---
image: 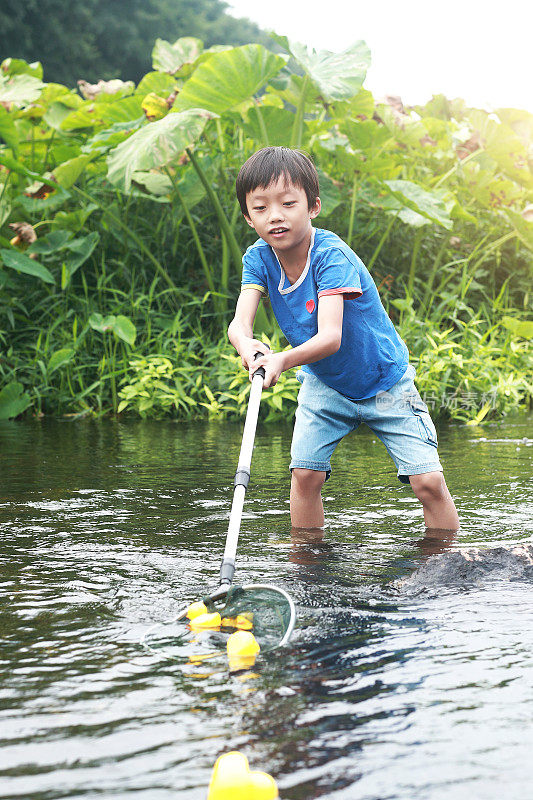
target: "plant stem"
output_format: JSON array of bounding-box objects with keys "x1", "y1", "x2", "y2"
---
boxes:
[
  {"x1": 407, "y1": 227, "x2": 424, "y2": 295},
  {"x1": 176, "y1": 187, "x2": 215, "y2": 294},
  {"x1": 367, "y1": 213, "x2": 397, "y2": 271},
  {"x1": 254, "y1": 100, "x2": 269, "y2": 146},
  {"x1": 186, "y1": 147, "x2": 243, "y2": 274},
  {"x1": 431, "y1": 148, "x2": 485, "y2": 189},
  {"x1": 71, "y1": 185, "x2": 179, "y2": 301},
  {"x1": 290, "y1": 74, "x2": 309, "y2": 148},
  {"x1": 347, "y1": 174, "x2": 357, "y2": 245}
]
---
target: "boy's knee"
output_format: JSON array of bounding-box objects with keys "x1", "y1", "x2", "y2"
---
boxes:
[
  {"x1": 291, "y1": 468, "x2": 326, "y2": 493},
  {"x1": 409, "y1": 472, "x2": 446, "y2": 503}
]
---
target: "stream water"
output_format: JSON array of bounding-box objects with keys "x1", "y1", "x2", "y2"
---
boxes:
[{"x1": 0, "y1": 413, "x2": 532, "y2": 799}]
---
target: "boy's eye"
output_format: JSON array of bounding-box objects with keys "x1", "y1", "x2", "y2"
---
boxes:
[
  {"x1": 283, "y1": 201, "x2": 296, "y2": 206},
  {"x1": 253, "y1": 206, "x2": 265, "y2": 211}
]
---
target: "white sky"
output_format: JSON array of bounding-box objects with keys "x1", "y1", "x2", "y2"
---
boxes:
[{"x1": 226, "y1": 0, "x2": 532, "y2": 113}]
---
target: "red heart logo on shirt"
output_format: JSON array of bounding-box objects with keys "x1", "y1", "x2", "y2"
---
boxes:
[{"x1": 306, "y1": 299, "x2": 315, "y2": 314}]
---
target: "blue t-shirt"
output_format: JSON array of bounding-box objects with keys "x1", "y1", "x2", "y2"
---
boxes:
[{"x1": 241, "y1": 227, "x2": 409, "y2": 400}]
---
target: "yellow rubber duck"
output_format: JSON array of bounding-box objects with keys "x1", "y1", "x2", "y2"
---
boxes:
[
  {"x1": 227, "y1": 630, "x2": 260, "y2": 672},
  {"x1": 208, "y1": 751, "x2": 278, "y2": 799},
  {"x1": 189, "y1": 611, "x2": 221, "y2": 631}
]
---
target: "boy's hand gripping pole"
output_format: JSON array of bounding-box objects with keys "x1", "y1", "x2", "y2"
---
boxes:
[{"x1": 219, "y1": 353, "x2": 265, "y2": 588}]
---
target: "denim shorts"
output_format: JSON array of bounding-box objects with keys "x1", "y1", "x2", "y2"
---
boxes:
[{"x1": 290, "y1": 364, "x2": 443, "y2": 484}]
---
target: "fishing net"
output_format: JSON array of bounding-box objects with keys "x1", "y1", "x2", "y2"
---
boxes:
[{"x1": 141, "y1": 583, "x2": 296, "y2": 666}]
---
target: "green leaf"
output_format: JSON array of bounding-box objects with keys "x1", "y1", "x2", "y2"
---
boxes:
[
  {"x1": 141, "y1": 92, "x2": 170, "y2": 120},
  {"x1": 317, "y1": 170, "x2": 341, "y2": 217},
  {"x1": 501, "y1": 316, "x2": 533, "y2": 339},
  {"x1": 60, "y1": 96, "x2": 143, "y2": 132},
  {"x1": 175, "y1": 45, "x2": 288, "y2": 114},
  {"x1": 135, "y1": 71, "x2": 178, "y2": 97},
  {"x1": 0, "y1": 249, "x2": 54, "y2": 283},
  {"x1": 107, "y1": 108, "x2": 214, "y2": 191},
  {"x1": 152, "y1": 37, "x2": 204, "y2": 74},
  {"x1": 242, "y1": 104, "x2": 296, "y2": 146},
  {"x1": 505, "y1": 209, "x2": 533, "y2": 251},
  {"x1": 132, "y1": 171, "x2": 173, "y2": 195},
  {"x1": 83, "y1": 118, "x2": 144, "y2": 154},
  {"x1": 47, "y1": 348, "x2": 75, "y2": 374},
  {"x1": 64, "y1": 231, "x2": 100, "y2": 275},
  {"x1": 0, "y1": 381, "x2": 31, "y2": 420},
  {"x1": 89, "y1": 312, "x2": 116, "y2": 333},
  {"x1": 52, "y1": 155, "x2": 92, "y2": 188},
  {"x1": 382, "y1": 180, "x2": 453, "y2": 230},
  {"x1": 0, "y1": 105, "x2": 18, "y2": 154},
  {"x1": 1, "y1": 58, "x2": 43, "y2": 79},
  {"x1": 27, "y1": 230, "x2": 73, "y2": 254},
  {"x1": 273, "y1": 36, "x2": 370, "y2": 102},
  {"x1": 0, "y1": 73, "x2": 44, "y2": 105},
  {"x1": 53, "y1": 203, "x2": 97, "y2": 234},
  {"x1": 113, "y1": 316, "x2": 137, "y2": 346}
]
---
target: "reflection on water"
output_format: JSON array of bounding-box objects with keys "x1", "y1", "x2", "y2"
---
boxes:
[{"x1": 0, "y1": 414, "x2": 532, "y2": 799}]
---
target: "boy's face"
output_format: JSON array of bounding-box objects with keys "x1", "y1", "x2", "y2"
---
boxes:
[{"x1": 244, "y1": 177, "x2": 321, "y2": 252}]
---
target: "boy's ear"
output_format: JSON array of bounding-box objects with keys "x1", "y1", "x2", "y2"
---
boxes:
[
  {"x1": 244, "y1": 214, "x2": 255, "y2": 228},
  {"x1": 310, "y1": 197, "x2": 321, "y2": 219}
]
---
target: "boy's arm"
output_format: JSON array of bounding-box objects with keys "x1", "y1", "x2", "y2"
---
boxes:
[
  {"x1": 252, "y1": 294, "x2": 344, "y2": 387},
  {"x1": 228, "y1": 288, "x2": 271, "y2": 369}
]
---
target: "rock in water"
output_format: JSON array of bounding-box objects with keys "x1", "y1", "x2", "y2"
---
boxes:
[{"x1": 397, "y1": 543, "x2": 533, "y2": 593}]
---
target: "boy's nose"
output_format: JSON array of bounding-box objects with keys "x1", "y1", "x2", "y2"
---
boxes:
[{"x1": 269, "y1": 207, "x2": 284, "y2": 223}]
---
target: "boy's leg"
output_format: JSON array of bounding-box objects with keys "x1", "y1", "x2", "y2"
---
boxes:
[
  {"x1": 408, "y1": 472, "x2": 460, "y2": 530},
  {"x1": 289, "y1": 372, "x2": 359, "y2": 528},
  {"x1": 360, "y1": 365, "x2": 460, "y2": 531},
  {"x1": 290, "y1": 468, "x2": 326, "y2": 527}
]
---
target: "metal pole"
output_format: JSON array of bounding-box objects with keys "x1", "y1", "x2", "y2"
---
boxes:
[{"x1": 219, "y1": 357, "x2": 265, "y2": 586}]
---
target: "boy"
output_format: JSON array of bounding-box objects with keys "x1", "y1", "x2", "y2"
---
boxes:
[{"x1": 228, "y1": 147, "x2": 459, "y2": 531}]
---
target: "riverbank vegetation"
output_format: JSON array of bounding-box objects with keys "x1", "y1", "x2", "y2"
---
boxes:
[{"x1": 0, "y1": 36, "x2": 531, "y2": 423}]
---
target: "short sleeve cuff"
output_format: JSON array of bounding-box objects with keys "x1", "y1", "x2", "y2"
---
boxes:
[
  {"x1": 241, "y1": 283, "x2": 268, "y2": 296},
  {"x1": 318, "y1": 287, "x2": 363, "y2": 300}
]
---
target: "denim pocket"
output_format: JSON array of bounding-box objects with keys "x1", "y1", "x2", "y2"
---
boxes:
[{"x1": 408, "y1": 396, "x2": 438, "y2": 446}]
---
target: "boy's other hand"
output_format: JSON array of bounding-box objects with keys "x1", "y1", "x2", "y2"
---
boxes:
[
  {"x1": 240, "y1": 339, "x2": 271, "y2": 370},
  {"x1": 250, "y1": 351, "x2": 286, "y2": 388}
]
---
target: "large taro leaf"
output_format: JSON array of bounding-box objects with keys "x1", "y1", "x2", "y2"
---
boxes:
[
  {"x1": 0, "y1": 73, "x2": 44, "y2": 106},
  {"x1": 0, "y1": 381, "x2": 31, "y2": 420},
  {"x1": 60, "y1": 96, "x2": 144, "y2": 132},
  {"x1": 272, "y1": 35, "x2": 370, "y2": 102},
  {"x1": 175, "y1": 45, "x2": 288, "y2": 115},
  {"x1": 495, "y1": 108, "x2": 533, "y2": 147},
  {"x1": 382, "y1": 180, "x2": 453, "y2": 230},
  {"x1": 0, "y1": 249, "x2": 54, "y2": 283},
  {"x1": 83, "y1": 118, "x2": 145, "y2": 155},
  {"x1": 52, "y1": 155, "x2": 92, "y2": 188},
  {"x1": 1, "y1": 58, "x2": 43, "y2": 79},
  {"x1": 317, "y1": 171, "x2": 341, "y2": 217},
  {"x1": 505, "y1": 209, "x2": 533, "y2": 251},
  {"x1": 0, "y1": 105, "x2": 19, "y2": 154},
  {"x1": 152, "y1": 37, "x2": 204, "y2": 74},
  {"x1": 106, "y1": 108, "x2": 214, "y2": 192},
  {"x1": 241, "y1": 104, "x2": 296, "y2": 146},
  {"x1": 135, "y1": 71, "x2": 178, "y2": 97}
]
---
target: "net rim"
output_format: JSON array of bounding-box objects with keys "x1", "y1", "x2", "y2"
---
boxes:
[{"x1": 141, "y1": 583, "x2": 296, "y2": 650}]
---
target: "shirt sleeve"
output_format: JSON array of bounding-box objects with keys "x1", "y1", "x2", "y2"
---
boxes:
[
  {"x1": 316, "y1": 248, "x2": 363, "y2": 300},
  {"x1": 241, "y1": 251, "x2": 267, "y2": 295}
]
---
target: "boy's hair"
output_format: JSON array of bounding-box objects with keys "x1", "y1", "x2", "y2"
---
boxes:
[{"x1": 236, "y1": 146, "x2": 319, "y2": 217}]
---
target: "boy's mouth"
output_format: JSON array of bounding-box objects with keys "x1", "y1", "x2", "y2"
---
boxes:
[{"x1": 269, "y1": 227, "x2": 289, "y2": 236}]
